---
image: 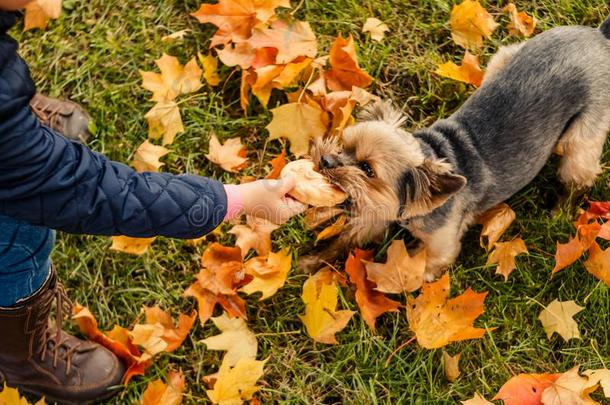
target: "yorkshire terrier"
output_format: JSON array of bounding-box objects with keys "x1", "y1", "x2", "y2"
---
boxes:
[{"x1": 301, "y1": 18, "x2": 610, "y2": 280}]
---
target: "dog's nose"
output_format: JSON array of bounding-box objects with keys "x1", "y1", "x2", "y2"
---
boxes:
[{"x1": 320, "y1": 154, "x2": 339, "y2": 169}]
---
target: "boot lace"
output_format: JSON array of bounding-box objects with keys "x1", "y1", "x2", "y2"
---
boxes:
[{"x1": 30, "y1": 98, "x2": 64, "y2": 129}]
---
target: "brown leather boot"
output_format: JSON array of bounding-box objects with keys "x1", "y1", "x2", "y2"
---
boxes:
[
  {"x1": 0, "y1": 266, "x2": 124, "y2": 404},
  {"x1": 30, "y1": 94, "x2": 91, "y2": 144}
]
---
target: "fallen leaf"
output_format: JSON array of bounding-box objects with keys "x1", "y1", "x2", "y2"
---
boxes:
[
  {"x1": 0, "y1": 383, "x2": 46, "y2": 405},
  {"x1": 478, "y1": 203, "x2": 516, "y2": 250},
  {"x1": 145, "y1": 101, "x2": 184, "y2": 145},
  {"x1": 141, "y1": 370, "x2": 185, "y2": 405},
  {"x1": 229, "y1": 216, "x2": 279, "y2": 257},
  {"x1": 325, "y1": 35, "x2": 373, "y2": 91},
  {"x1": 553, "y1": 211, "x2": 603, "y2": 274},
  {"x1": 365, "y1": 240, "x2": 426, "y2": 294},
  {"x1": 241, "y1": 249, "x2": 291, "y2": 300},
  {"x1": 217, "y1": 42, "x2": 256, "y2": 69},
  {"x1": 199, "y1": 53, "x2": 221, "y2": 86},
  {"x1": 24, "y1": 0, "x2": 62, "y2": 31},
  {"x1": 538, "y1": 299, "x2": 583, "y2": 342},
  {"x1": 583, "y1": 241, "x2": 610, "y2": 286},
  {"x1": 583, "y1": 368, "x2": 610, "y2": 398},
  {"x1": 322, "y1": 90, "x2": 357, "y2": 135},
  {"x1": 344, "y1": 249, "x2": 400, "y2": 330},
  {"x1": 266, "y1": 102, "x2": 328, "y2": 156},
  {"x1": 205, "y1": 134, "x2": 248, "y2": 173},
  {"x1": 300, "y1": 269, "x2": 354, "y2": 344},
  {"x1": 304, "y1": 206, "x2": 343, "y2": 229},
  {"x1": 541, "y1": 367, "x2": 596, "y2": 405},
  {"x1": 140, "y1": 54, "x2": 202, "y2": 103},
  {"x1": 316, "y1": 215, "x2": 347, "y2": 242},
  {"x1": 110, "y1": 236, "x2": 156, "y2": 255},
  {"x1": 362, "y1": 17, "x2": 390, "y2": 42},
  {"x1": 493, "y1": 373, "x2": 561, "y2": 405},
  {"x1": 406, "y1": 273, "x2": 489, "y2": 349},
  {"x1": 241, "y1": 69, "x2": 256, "y2": 110},
  {"x1": 133, "y1": 140, "x2": 170, "y2": 173},
  {"x1": 504, "y1": 3, "x2": 537, "y2": 37},
  {"x1": 246, "y1": 20, "x2": 317, "y2": 64},
  {"x1": 265, "y1": 149, "x2": 286, "y2": 179},
  {"x1": 206, "y1": 358, "x2": 266, "y2": 405},
  {"x1": 443, "y1": 351, "x2": 461, "y2": 382},
  {"x1": 461, "y1": 393, "x2": 494, "y2": 405},
  {"x1": 143, "y1": 306, "x2": 197, "y2": 352},
  {"x1": 201, "y1": 313, "x2": 257, "y2": 367},
  {"x1": 280, "y1": 159, "x2": 347, "y2": 206},
  {"x1": 184, "y1": 283, "x2": 248, "y2": 327},
  {"x1": 449, "y1": 0, "x2": 498, "y2": 49},
  {"x1": 486, "y1": 237, "x2": 528, "y2": 281},
  {"x1": 435, "y1": 51, "x2": 484, "y2": 87},
  {"x1": 130, "y1": 323, "x2": 168, "y2": 356},
  {"x1": 162, "y1": 30, "x2": 189, "y2": 42}
]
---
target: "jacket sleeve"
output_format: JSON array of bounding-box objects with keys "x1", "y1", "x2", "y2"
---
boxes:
[{"x1": 0, "y1": 46, "x2": 227, "y2": 239}]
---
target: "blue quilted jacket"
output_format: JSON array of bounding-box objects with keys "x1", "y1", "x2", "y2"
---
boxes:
[{"x1": 0, "y1": 12, "x2": 227, "y2": 238}]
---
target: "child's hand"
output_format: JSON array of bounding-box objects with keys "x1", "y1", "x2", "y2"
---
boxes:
[{"x1": 224, "y1": 177, "x2": 306, "y2": 224}]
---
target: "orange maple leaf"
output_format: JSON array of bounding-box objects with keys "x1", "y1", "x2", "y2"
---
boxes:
[
  {"x1": 246, "y1": 20, "x2": 317, "y2": 64},
  {"x1": 325, "y1": 35, "x2": 373, "y2": 92},
  {"x1": 142, "y1": 306, "x2": 197, "y2": 352},
  {"x1": 265, "y1": 149, "x2": 286, "y2": 179},
  {"x1": 477, "y1": 203, "x2": 516, "y2": 250},
  {"x1": 449, "y1": 0, "x2": 498, "y2": 50},
  {"x1": 141, "y1": 370, "x2": 186, "y2": 405},
  {"x1": 504, "y1": 3, "x2": 537, "y2": 37},
  {"x1": 486, "y1": 237, "x2": 528, "y2": 281},
  {"x1": 584, "y1": 241, "x2": 610, "y2": 286},
  {"x1": 435, "y1": 51, "x2": 485, "y2": 87},
  {"x1": 553, "y1": 211, "x2": 602, "y2": 274}
]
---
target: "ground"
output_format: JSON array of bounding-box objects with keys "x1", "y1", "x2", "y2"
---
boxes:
[{"x1": 15, "y1": 0, "x2": 610, "y2": 403}]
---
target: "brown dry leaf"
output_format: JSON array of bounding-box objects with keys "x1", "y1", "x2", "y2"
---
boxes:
[
  {"x1": 316, "y1": 215, "x2": 347, "y2": 242},
  {"x1": 406, "y1": 273, "x2": 490, "y2": 349},
  {"x1": 362, "y1": 17, "x2": 389, "y2": 42},
  {"x1": 140, "y1": 370, "x2": 185, "y2": 405},
  {"x1": 344, "y1": 249, "x2": 400, "y2": 331},
  {"x1": 486, "y1": 237, "x2": 528, "y2": 281},
  {"x1": 504, "y1": 3, "x2": 537, "y2": 37},
  {"x1": 541, "y1": 367, "x2": 597, "y2": 405},
  {"x1": 265, "y1": 149, "x2": 286, "y2": 179},
  {"x1": 162, "y1": 30, "x2": 189, "y2": 42},
  {"x1": 304, "y1": 206, "x2": 343, "y2": 229},
  {"x1": 538, "y1": 299, "x2": 583, "y2": 342},
  {"x1": 229, "y1": 216, "x2": 279, "y2": 257},
  {"x1": 206, "y1": 358, "x2": 266, "y2": 405},
  {"x1": 583, "y1": 241, "x2": 610, "y2": 286},
  {"x1": 322, "y1": 91, "x2": 357, "y2": 135},
  {"x1": 325, "y1": 35, "x2": 373, "y2": 91},
  {"x1": 493, "y1": 373, "x2": 561, "y2": 405},
  {"x1": 110, "y1": 236, "x2": 156, "y2": 255},
  {"x1": 435, "y1": 51, "x2": 484, "y2": 87},
  {"x1": 140, "y1": 54, "x2": 202, "y2": 102},
  {"x1": 24, "y1": 0, "x2": 62, "y2": 31},
  {"x1": 299, "y1": 269, "x2": 354, "y2": 344},
  {"x1": 145, "y1": 101, "x2": 184, "y2": 146},
  {"x1": 199, "y1": 53, "x2": 221, "y2": 86},
  {"x1": 449, "y1": 0, "x2": 498, "y2": 49},
  {"x1": 201, "y1": 313, "x2": 257, "y2": 367},
  {"x1": 266, "y1": 102, "x2": 328, "y2": 157},
  {"x1": 247, "y1": 20, "x2": 317, "y2": 64},
  {"x1": 280, "y1": 160, "x2": 347, "y2": 206},
  {"x1": 365, "y1": 240, "x2": 426, "y2": 294},
  {"x1": 478, "y1": 203, "x2": 516, "y2": 250},
  {"x1": 443, "y1": 351, "x2": 461, "y2": 382},
  {"x1": 133, "y1": 140, "x2": 170, "y2": 173},
  {"x1": 205, "y1": 134, "x2": 248, "y2": 173},
  {"x1": 461, "y1": 393, "x2": 494, "y2": 405},
  {"x1": 241, "y1": 249, "x2": 291, "y2": 300},
  {"x1": 142, "y1": 306, "x2": 197, "y2": 352},
  {"x1": 583, "y1": 368, "x2": 610, "y2": 398}
]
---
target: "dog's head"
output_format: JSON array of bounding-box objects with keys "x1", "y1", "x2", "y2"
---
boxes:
[{"x1": 310, "y1": 101, "x2": 466, "y2": 241}]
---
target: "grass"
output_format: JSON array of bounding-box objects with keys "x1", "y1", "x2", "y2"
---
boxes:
[{"x1": 15, "y1": 0, "x2": 610, "y2": 403}]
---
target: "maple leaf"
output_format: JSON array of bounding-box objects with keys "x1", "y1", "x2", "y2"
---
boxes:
[
  {"x1": 325, "y1": 35, "x2": 373, "y2": 92},
  {"x1": 504, "y1": 3, "x2": 537, "y2": 37},
  {"x1": 583, "y1": 368, "x2": 610, "y2": 398},
  {"x1": 486, "y1": 237, "x2": 528, "y2": 281},
  {"x1": 0, "y1": 383, "x2": 46, "y2": 405},
  {"x1": 205, "y1": 134, "x2": 248, "y2": 173},
  {"x1": 141, "y1": 370, "x2": 185, "y2": 405},
  {"x1": 538, "y1": 299, "x2": 583, "y2": 342},
  {"x1": 493, "y1": 373, "x2": 561, "y2": 405},
  {"x1": 241, "y1": 249, "x2": 291, "y2": 300},
  {"x1": 229, "y1": 216, "x2": 279, "y2": 257},
  {"x1": 266, "y1": 102, "x2": 328, "y2": 156},
  {"x1": 246, "y1": 20, "x2": 317, "y2": 64},
  {"x1": 133, "y1": 140, "x2": 169, "y2": 173},
  {"x1": 142, "y1": 306, "x2": 197, "y2": 352},
  {"x1": 478, "y1": 203, "x2": 516, "y2": 250},
  {"x1": 461, "y1": 393, "x2": 494, "y2": 405},
  {"x1": 250, "y1": 58, "x2": 312, "y2": 107},
  {"x1": 140, "y1": 54, "x2": 202, "y2": 103},
  {"x1": 406, "y1": 273, "x2": 490, "y2": 349},
  {"x1": 265, "y1": 149, "x2": 286, "y2": 179},
  {"x1": 316, "y1": 215, "x2": 346, "y2": 242},
  {"x1": 362, "y1": 17, "x2": 390, "y2": 42},
  {"x1": 541, "y1": 367, "x2": 597, "y2": 405},
  {"x1": 24, "y1": 0, "x2": 62, "y2": 31},
  {"x1": 583, "y1": 241, "x2": 610, "y2": 286},
  {"x1": 300, "y1": 269, "x2": 354, "y2": 344},
  {"x1": 110, "y1": 236, "x2": 156, "y2": 255},
  {"x1": 130, "y1": 323, "x2": 168, "y2": 356},
  {"x1": 145, "y1": 101, "x2": 184, "y2": 146},
  {"x1": 344, "y1": 249, "x2": 400, "y2": 330},
  {"x1": 365, "y1": 240, "x2": 426, "y2": 294},
  {"x1": 206, "y1": 358, "x2": 267, "y2": 405},
  {"x1": 280, "y1": 160, "x2": 347, "y2": 206},
  {"x1": 217, "y1": 42, "x2": 257, "y2": 69},
  {"x1": 304, "y1": 206, "x2": 343, "y2": 229},
  {"x1": 201, "y1": 313, "x2": 258, "y2": 367},
  {"x1": 443, "y1": 351, "x2": 461, "y2": 382},
  {"x1": 449, "y1": 0, "x2": 498, "y2": 49},
  {"x1": 321, "y1": 91, "x2": 357, "y2": 135},
  {"x1": 435, "y1": 51, "x2": 484, "y2": 87},
  {"x1": 199, "y1": 53, "x2": 221, "y2": 86}
]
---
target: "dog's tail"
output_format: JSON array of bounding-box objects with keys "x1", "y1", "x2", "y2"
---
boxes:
[{"x1": 601, "y1": 15, "x2": 610, "y2": 39}]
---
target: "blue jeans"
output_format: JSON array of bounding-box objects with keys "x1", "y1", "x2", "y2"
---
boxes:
[{"x1": 0, "y1": 214, "x2": 54, "y2": 307}]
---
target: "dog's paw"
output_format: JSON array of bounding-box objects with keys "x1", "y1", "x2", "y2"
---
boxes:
[{"x1": 297, "y1": 255, "x2": 323, "y2": 274}]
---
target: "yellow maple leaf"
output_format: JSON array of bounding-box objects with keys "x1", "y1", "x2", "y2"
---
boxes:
[
  {"x1": 365, "y1": 239, "x2": 426, "y2": 294},
  {"x1": 316, "y1": 215, "x2": 347, "y2": 242},
  {"x1": 461, "y1": 393, "x2": 494, "y2": 405},
  {"x1": 201, "y1": 313, "x2": 258, "y2": 367},
  {"x1": 362, "y1": 17, "x2": 389, "y2": 42},
  {"x1": 206, "y1": 358, "x2": 266, "y2": 405},
  {"x1": 449, "y1": 0, "x2": 498, "y2": 49},
  {"x1": 504, "y1": 3, "x2": 537, "y2": 37},
  {"x1": 435, "y1": 51, "x2": 485, "y2": 87},
  {"x1": 266, "y1": 102, "x2": 328, "y2": 157},
  {"x1": 132, "y1": 140, "x2": 169, "y2": 173},
  {"x1": 205, "y1": 134, "x2": 248, "y2": 173},
  {"x1": 140, "y1": 54, "x2": 202, "y2": 102},
  {"x1": 140, "y1": 370, "x2": 185, "y2": 405},
  {"x1": 199, "y1": 53, "x2": 221, "y2": 86},
  {"x1": 110, "y1": 236, "x2": 156, "y2": 255},
  {"x1": 144, "y1": 101, "x2": 184, "y2": 146},
  {"x1": 24, "y1": 0, "x2": 62, "y2": 31},
  {"x1": 247, "y1": 20, "x2": 317, "y2": 64},
  {"x1": 241, "y1": 249, "x2": 292, "y2": 300}
]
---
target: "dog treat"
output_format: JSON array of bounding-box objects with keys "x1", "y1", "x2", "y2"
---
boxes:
[{"x1": 280, "y1": 159, "x2": 347, "y2": 207}]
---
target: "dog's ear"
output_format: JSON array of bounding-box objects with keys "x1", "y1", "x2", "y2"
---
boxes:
[
  {"x1": 358, "y1": 100, "x2": 406, "y2": 128},
  {"x1": 399, "y1": 159, "x2": 467, "y2": 219}
]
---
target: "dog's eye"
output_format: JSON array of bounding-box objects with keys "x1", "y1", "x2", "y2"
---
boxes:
[{"x1": 358, "y1": 161, "x2": 375, "y2": 178}]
